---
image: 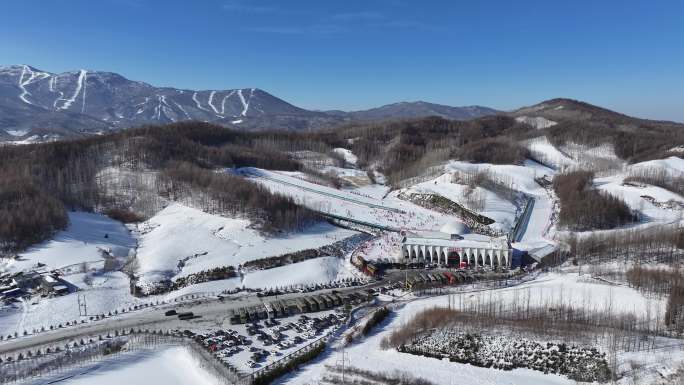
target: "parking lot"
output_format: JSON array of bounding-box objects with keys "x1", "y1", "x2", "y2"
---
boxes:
[{"x1": 177, "y1": 310, "x2": 346, "y2": 372}]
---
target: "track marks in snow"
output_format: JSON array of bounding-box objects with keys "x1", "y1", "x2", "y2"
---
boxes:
[
  {"x1": 17, "y1": 65, "x2": 50, "y2": 105},
  {"x1": 207, "y1": 91, "x2": 221, "y2": 115},
  {"x1": 135, "y1": 97, "x2": 150, "y2": 115},
  {"x1": 154, "y1": 95, "x2": 176, "y2": 121},
  {"x1": 192, "y1": 91, "x2": 210, "y2": 112},
  {"x1": 237, "y1": 89, "x2": 251, "y2": 116},
  {"x1": 173, "y1": 100, "x2": 191, "y2": 119},
  {"x1": 55, "y1": 69, "x2": 87, "y2": 110}
]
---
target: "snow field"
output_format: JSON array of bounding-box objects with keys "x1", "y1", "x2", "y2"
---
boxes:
[
  {"x1": 134, "y1": 203, "x2": 358, "y2": 286},
  {"x1": 19, "y1": 346, "x2": 221, "y2": 385},
  {"x1": 402, "y1": 171, "x2": 518, "y2": 233},
  {"x1": 2, "y1": 212, "x2": 136, "y2": 274},
  {"x1": 523, "y1": 136, "x2": 576, "y2": 170},
  {"x1": 247, "y1": 168, "x2": 461, "y2": 232}
]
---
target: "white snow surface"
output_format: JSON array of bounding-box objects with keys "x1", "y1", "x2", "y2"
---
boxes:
[
  {"x1": 134, "y1": 203, "x2": 358, "y2": 285},
  {"x1": 403, "y1": 172, "x2": 518, "y2": 233},
  {"x1": 445, "y1": 160, "x2": 557, "y2": 249},
  {"x1": 515, "y1": 115, "x2": 557, "y2": 129},
  {"x1": 524, "y1": 136, "x2": 576, "y2": 170},
  {"x1": 21, "y1": 346, "x2": 220, "y2": 385},
  {"x1": 246, "y1": 168, "x2": 459, "y2": 232},
  {"x1": 595, "y1": 175, "x2": 684, "y2": 222},
  {"x1": 332, "y1": 148, "x2": 358, "y2": 166},
  {"x1": 237, "y1": 89, "x2": 251, "y2": 116},
  {"x1": 1, "y1": 212, "x2": 136, "y2": 274},
  {"x1": 192, "y1": 91, "x2": 210, "y2": 111},
  {"x1": 630, "y1": 156, "x2": 684, "y2": 176},
  {"x1": 55, "y1": 70, "x2": 87, "y2": 110}
]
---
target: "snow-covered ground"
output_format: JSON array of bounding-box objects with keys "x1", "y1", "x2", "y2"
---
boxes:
[
  {"x1": 246, "y1": 168, "x2": 457, "y2": 232},
  {"x1": 411, "y1": 270, "x2": 665, "y2": 324},
  {"x1": 20, "y1": 346, "x2": 220, "y2": 385},
  {"x1": 4, "y1": 146, "x2": 683, "y2": 384},
  {"x1": 629, "y1": 156, "x2": 684, "y2": 176},
  {"x1": 1, "y1": 211, "x2": 136, "y2": 275},
  {"x1": 595, "y1": 175, "x2": 683, "y2": 223},
  {"x1": 401, "y1": 171, "x2": 518, "y2": 233},
  {"x1": 134, "y1": 203, "x2": 358, "y2": 286},
  {"x1": 332, "y1": 147, "x2": 358, "y2": 166},
  {"x1": 285, "y1": 267, "x2": 680, "y2": 385},
  {"x1": 0, "y1": 204, "x2": 360, "y2": 336},
  {"x1": 515, "y1": 115, "x2": 557, "y2": 129},
  {"x1": 444, "y1": 160, "x2": 557, "y2": 250},
  {"x1": 523, "y1": 136, "x2": 576, "y2": 171}
]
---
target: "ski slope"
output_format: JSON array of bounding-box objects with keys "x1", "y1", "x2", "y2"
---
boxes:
[
  {"x1": 524, "y1": 136, "x2": 576, "y2": 170},
  {"x1": 243, "y1": 168, "x2": 458, "y2": 232},
  {"x1": 134, "y1": 203, "x2": 358, "y2": 287}
]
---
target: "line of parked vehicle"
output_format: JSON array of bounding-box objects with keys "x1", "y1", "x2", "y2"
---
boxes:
[{"x1": 174, "y1": 311, "x2": 346, "y2": 370}]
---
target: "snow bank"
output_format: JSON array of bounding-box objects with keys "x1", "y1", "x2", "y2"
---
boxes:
[{"x1": 241, "y1": 256, "x2": 349, "y2": 289}]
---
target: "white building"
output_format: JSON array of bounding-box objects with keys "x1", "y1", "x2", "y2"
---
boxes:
[{"x1": 400, "y1": 221, "x2": 512, "y2": 268}]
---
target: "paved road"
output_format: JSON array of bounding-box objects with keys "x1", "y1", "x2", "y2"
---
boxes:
[
  {"x1": 0, "y1": 280, "x2": 387, "y2": 356},
  {"x1": 0, "y1": 267, "x2": 514, "y2": 357}
]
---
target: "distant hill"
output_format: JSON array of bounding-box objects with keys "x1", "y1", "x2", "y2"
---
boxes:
[
  {"x1": 509, "y1": 98, "x2": 684, "y2": 161},
  {"x1": 342, "y1": 101, "x2": 498, "y2": 121},
  {"x1": 0, "y1": 64, "x2": 497, "y2": 142}
]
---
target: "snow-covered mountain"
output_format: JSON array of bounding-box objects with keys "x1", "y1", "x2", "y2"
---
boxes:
[
  {"x1": 0, "y1": 64, "x2": 343, "y2": 140},
  {"x1": 0, "y1": 64, "x2": 498, "y2": 142}
]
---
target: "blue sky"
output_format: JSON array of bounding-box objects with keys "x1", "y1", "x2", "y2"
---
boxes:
[{"x1": 2, "y1": 0, "x2": 683, "y2": 121}]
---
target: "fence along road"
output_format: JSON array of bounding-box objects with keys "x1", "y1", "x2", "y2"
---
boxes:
[{"x1": 0, "y1": 280, "x2": 383, "y2": 357}]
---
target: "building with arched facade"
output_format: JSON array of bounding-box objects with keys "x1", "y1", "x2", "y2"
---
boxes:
[{"x1": 400, "y1": 220, "x2": 512, "y2": 269}]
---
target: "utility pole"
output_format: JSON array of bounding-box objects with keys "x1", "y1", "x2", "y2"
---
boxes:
[
  {"x1": 78, "y1": 294, "x2": 87, "y2": 316},
  {"x1": 336, "y1": 346, "x2": 351, "y2": 383}
]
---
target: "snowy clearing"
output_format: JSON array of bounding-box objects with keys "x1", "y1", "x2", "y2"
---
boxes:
[{"x1": 2, "y1": 212, "x2": 136, "y2": 275}]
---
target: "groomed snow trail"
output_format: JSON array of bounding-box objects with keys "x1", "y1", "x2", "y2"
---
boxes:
[
  {"x1": 17, "y1": 65, "x2": 50, "y2": 105},
  {"x1": 237, "y1": 89, "x2": 249, "y2": 116},
  {"x1": 220, "y1": 90, "x2": 236, "y2": 115},
  {"x1": 56, "y1": 69, "x2": 87, "y2": 110},
  {"x1": 192, "y1": 91, "x2": 210, "y2": 111},
  {"x1": 207, "y1": 90, "x2": 220, "y2": 114}
]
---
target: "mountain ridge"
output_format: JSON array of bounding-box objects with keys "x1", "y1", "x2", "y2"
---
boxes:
[{"x1": 0, "y1": 64, "x2": 497, "y2": 142}]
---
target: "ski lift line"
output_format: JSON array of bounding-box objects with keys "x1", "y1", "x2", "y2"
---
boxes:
[{"x1": 249, "y1": 171, "x2": 405, "y2": 213}]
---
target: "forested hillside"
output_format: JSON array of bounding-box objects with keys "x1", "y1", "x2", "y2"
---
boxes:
[
  {"x1": 2, "y1": 97, "x2": 682, "y2": 254},
  {"x1": 0, "y1": 122, "x2": 325, "y2": 254}
]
